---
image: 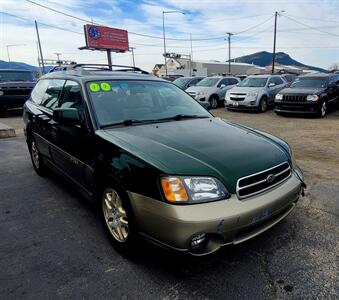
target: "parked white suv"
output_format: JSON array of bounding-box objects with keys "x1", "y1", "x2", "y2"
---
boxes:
[
  {"x1": 186, "y1": 76, "x2": 239, "y2": 109},
  {"x1": 225, "y1": 75, "x2": 288, "y2": 112}
]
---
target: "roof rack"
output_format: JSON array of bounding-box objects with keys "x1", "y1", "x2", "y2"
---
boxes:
[{"x1": 69, "y1": 64, "x2": 149, "y2": 74}]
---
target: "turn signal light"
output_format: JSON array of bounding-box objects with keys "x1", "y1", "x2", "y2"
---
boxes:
[{"x1": 161, "y1": 177, "x2": 188, "y2": 202}]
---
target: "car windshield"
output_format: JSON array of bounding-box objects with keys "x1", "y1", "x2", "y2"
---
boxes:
[
  {"x1": 87, "y1": 80, "x2": 211, "y2": 127},
  {"x1": 290, "y1": 77, "x2": 328, "y2": 88},
  {"x1": 196, "y1": 77, "x2": 219, "y2": 87},
  {"x1": 173, "y1": 78, "x2": 191, "y2": 88},
  {"x1": 238, "y1": 77, "x2": 268, "y2": 87},
  {"x1": 0, "y1": 71, "x2": 35, "y2": 82}
]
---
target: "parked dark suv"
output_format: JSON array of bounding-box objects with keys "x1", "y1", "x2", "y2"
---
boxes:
[
  {"x1": 0, "y1": 69, "x2": 36, "y2": 116},
  {"x1": 275, "y1": 73, "x2": 339, "y2": 117},
  {"x1": 23, "y1": 64, "x2": 305, "y2": 256}
]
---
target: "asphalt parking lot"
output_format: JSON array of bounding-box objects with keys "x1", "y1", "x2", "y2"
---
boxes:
[{"x1": 0, "y1": 109, "x2": 338, "y2": 299}]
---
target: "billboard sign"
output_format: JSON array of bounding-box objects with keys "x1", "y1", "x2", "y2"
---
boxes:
[{"x1": 84, "y1": 24, "x2": 129, "y2": 52}]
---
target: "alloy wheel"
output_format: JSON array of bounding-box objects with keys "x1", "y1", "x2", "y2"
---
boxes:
[
  {"x1": 210, "y1": 98, "x2": 218, "y2": 109},
  {"x1": 102, "y1": 188, "x2": 129, "y2": 242},
  {"x1": 261, "y1": 98, "x2": 267, "y2": 112},
  {"x1": 31, "y1": 141, "x2": 40, "y2": 169},
  {"x1": 321, "y1": 101, "x2": 327, "y2": 117}
]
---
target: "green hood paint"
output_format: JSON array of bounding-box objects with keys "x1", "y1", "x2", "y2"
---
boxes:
[{"x1": 96, "y1": 118, "x2": 289, "y2": 193}]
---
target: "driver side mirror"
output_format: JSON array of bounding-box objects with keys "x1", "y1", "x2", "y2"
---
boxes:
[
  {"x1": 220, "y1": 84, "x2": 226, "y2": 89},
  {"x1": 268, "y1": 83, "x2": 276, "y2": 88},
  {"x1": 53, "y1": 108, "x2": 80, "y2": 125}
]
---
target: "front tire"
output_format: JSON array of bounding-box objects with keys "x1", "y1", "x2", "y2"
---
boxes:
[
  {"x1": 101, "y1": 187, "x2": 137, "y2": 253},
  {"x1": 318, "y1": 100, "x2": 327, "y2": 118},
  {"x1": 0, "y1": 105, "x2": 7, "y2": 117},
  {"x1": 258, "y1": 96, "x2": 268, "y2": 112},
  {"x1": 28, "y1": 138, "x2": 48, "y2": 176}
]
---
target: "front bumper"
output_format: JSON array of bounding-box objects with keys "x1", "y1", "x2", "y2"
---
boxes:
[
  {"x1": 129, "y1": 172, "x2": 302, "y2": 255},
  {"x1": 225, "y1": 99, "x2": 258, "y2": 110},
  {"x1": 275, "y1": 101, "x2": 321, "y2": 114}
]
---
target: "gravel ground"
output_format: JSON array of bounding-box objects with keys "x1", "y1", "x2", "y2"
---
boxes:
[{"x1": 0, "y1": 108, "x2": 338, "y2": 299}]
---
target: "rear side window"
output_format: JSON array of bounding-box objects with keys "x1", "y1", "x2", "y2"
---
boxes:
[
  {"x1": 31, "y1": 80, "x2": 49, "y2": 105},
  {"x1": 274, "y1": 77, "x2": 284, "y2": 85},
  {"x1": 41, "y1": 79, "x2": 65, "y2": 110},
  {"x1": 229, "y1": 78, "x2": 239, "y2": 85}
]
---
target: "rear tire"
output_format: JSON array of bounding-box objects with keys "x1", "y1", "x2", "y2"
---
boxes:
[
  {"x1": 209, "y1": 96, "x2": 219, "y2": 109},
  {"x1": 28, "y1": 138, "x2": 48, "y2": 176},
  {"x1": 258, "y1": 97, "x2": 268, "y2": 113}
]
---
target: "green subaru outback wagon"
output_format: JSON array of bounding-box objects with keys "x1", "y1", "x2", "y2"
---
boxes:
[{"x1": 23, "y1": 64, "x2": 305, "y2": 255}]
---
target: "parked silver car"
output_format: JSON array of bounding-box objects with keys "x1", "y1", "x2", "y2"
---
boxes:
[
  {"x1": 225, "y1": 75, "x2": 288, "y2": 112},
  {"x1": 186, "y1": 76, "x2": 240, "y2": 109}
]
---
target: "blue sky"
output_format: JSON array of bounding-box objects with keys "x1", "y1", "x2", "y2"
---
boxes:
[{"x1": 1, "y1": 0, "x2": 338, "y2": 70}]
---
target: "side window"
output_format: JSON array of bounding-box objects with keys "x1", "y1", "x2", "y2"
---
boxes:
[
  {"x1": 274, "y1": 77, "x2": 284, "y2": 85},
  {"x1": 218, "y1": 79, "x2": 229, "y2": 87},
  {"x1": 230, "y1": 78, "x2": 239, "y2": 85},
  {"x1": 41, "y1": 79, "x2": 65, "y2": 110},
  {"x1": 59, "y1": 80, "x2": 83, "y2": 113},
  {"x1": 268, "y1": 77, "x2": 275, "y2": 85},
  {"x1": 31, "y1": 80, "x2": 49, "y2": 105}
]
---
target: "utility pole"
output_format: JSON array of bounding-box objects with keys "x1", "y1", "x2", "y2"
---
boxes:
[
  {"x1": 162, "y1": 12, "x2": 167, "y2": 76},
  {"x1": 162, "y1": 10, "x2": 185, "y2": 77},
  {"x1": 226, "y1": 32, "x2": 233, "y2": 75},
  {"x1": 35, "y1": 20, "x2": 45, "y2": 74},
  {"x1": 130, "y1": 47, "x2": 136, "y2": 68},
  {"x1": 190, "y1": 33, "x2": 193, "y2": 76},
  {"x1": 272, "y1": 12, "x2": 278, "y2": 74},
  {"x1": 106, "y1": 50, "x2": 112, "y2": 70}
]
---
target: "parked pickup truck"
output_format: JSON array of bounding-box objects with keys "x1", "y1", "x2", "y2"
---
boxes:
[{"x1": 0, "y1": 69, "x2": 36, "y2": 116}]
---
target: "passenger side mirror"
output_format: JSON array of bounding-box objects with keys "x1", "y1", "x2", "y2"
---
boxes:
[
  {"x1": 53, "y1": 108, "x2": 80, "y2": 125},
  {"x1": 268, "y1": 83, "x2": 276, "y2": 88}
]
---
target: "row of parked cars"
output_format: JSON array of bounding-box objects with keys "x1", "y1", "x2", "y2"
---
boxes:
[{"x1": 173, "y1": 73, "x2": 339, "y2": 118}]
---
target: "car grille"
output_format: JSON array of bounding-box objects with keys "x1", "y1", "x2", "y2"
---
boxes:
[
  {"x1": 236, "y1": 162, "x2": 291, "y2": 199},
  {"x1": 282, "y1": 95, "x2": 307, "y2": 102},
  {"x1": 0, "y1": 87, "x2": 33, "y2": 96},
  {"x1": 230, "y1": 93, "x2": 246, "y2": 101}
]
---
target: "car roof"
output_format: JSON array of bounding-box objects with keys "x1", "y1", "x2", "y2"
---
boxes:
[
  {"x1": 298, "y1": 73, "x2": 330, "y2": 78},
  {"x1": 248, "y1": 74, "x2": 277, "y2": 78},
  {"x1": 41, "y1": 69, "x2": 166, "y2": 83}
]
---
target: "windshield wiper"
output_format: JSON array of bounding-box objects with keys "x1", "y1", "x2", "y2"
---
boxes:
[
  {"x1": 101, "y1": 119, "x2": 147, "y2": 128},
  {"x1": 156, "y1": 114, "x2": 210, "y2": 121}
]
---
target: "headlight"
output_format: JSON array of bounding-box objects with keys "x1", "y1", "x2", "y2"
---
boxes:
[
  {"x1": 247, "y1": 92, "x2": 258, "y2": 98},
  {"x1": 306, "y1": 94, "x2": 320, "y2": 101},
  {"x1": 161, "y1": 176, "x2": 230, "y2": 203},
  {"x1": 275, "y1": 93, "x2": 283, "y2": 101}
]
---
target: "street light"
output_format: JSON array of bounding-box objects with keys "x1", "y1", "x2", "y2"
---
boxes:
[
  {"x1": 6, "y1": 44, "x2": 26, "y2": 62},
  {"x1": 162, "y1": 10, "x2": 185, "y2": 76},
  {"x1": 225, "y1": 32, "x2": 234, "y2": 75}
]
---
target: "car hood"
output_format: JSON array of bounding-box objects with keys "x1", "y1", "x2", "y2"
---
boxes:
[
  {"x1": 0, "y1": 81, "x2": 36, "y2": 88},
  {"x1": 228, "y1": 86, "x2": 263, "y2": 94},
  {"x1": 96, "y1": 118, "x2": 289, "y2": 193},
  {"x1": 279, "y1": 87, "x2": 324, "y2": 95},
  {"x1": 185, "y1": 86, "x2": 212, "y2": 93}
]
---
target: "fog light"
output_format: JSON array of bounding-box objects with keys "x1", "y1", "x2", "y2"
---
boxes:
[
  {"x1": 190, "y1": 233, "x2": 206, "y2": 249},
  {"x1": 250, "y1": 101, "x2": 256, "y2": 106}
]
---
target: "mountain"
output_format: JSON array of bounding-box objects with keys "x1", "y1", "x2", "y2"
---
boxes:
[
  {"x1": 0, "y1": 60, "x2": 53, "y2": 72},
  {"x1": 232, "y1": 51, "x2": 325, "y2": 72}
]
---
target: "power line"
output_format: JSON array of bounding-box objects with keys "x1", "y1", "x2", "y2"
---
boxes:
[
  {"x1": 24, "y1": 0, "x2": 278, "y2": 41},
  {"x1": 282, "y1": 14, "x2": 339, "y2": 37}
]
